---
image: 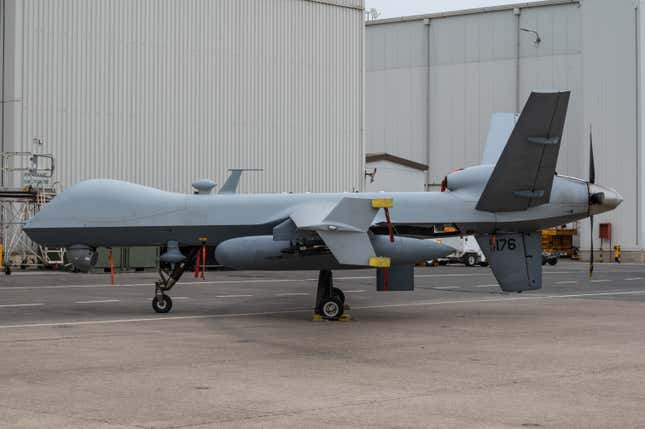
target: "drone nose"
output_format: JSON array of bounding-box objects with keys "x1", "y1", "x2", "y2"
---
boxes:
[
  {"x1": 604, "y1": 189, "x2": 623, "y2": 210},
  {"x1": 589, "y1": 184, "x2": 623, "y2": 214}
]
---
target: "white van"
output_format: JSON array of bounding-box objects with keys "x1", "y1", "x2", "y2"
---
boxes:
[{"x1": 432, "y1": 236, "x2": 488, "y2": 267}]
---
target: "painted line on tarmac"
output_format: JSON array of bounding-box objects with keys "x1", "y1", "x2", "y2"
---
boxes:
[
  {"x1": 352, "y1": 290, "x2": 645, "y2": 310},
  {"x1": 434, "y1": 286, "x2": 460, "y2": 290},
  {"x1": 0, "y1": 308, "x2": 312, "y2": 329},
  {"x1": 215, "y1": 294, "x2": 253, "y2": 298},
  {"x1": 0, "y1": 270, "x2": 632, "y2": 292},
  {"x1": 474, "y1": 284, "x2": 498, "y2": 288},
  {"x1": 626, "y1": 278, "x2": 642, "y2": 281},
  {"x1": 7, "y1": 272, "x2": 70, "y2": 276},
  {"x1": 3, "y1": 289, "x2": 645, "y2": 330},
  {"x1": 345, "y1": 290, "x2": 367, "y2": 293},
  {"x1": 556, "y1": 281, "x2": 577, "y2": 285},
  {"x1": 74, "y1": 299, "x2": 120, "y2": 304},
  {"x1": 0, "y1": 273, "x2": 501, "y2": 291},
  {"x1": 591, "y1": 280, "x2": 611, "y2": 283},
  {"x1": 275, "y1": 292, "x2": 310, "y2": 296},
  {"x1": 0, "y1": 303, "x2": 45, "y2": 308}
]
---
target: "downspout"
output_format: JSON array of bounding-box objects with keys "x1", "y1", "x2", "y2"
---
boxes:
[
  {"x1": 636, "y1": 2, "x2": 642, "y2": 249},
  {"x1": 1, "y1": 0, "x2": 5, "y2": 187},
  {"x1": 425, "y1": 18, "x2": 431, "y2": 191},
  {"x1": 514, "y1": 7, "x2": 521, "y2": 113},
  {"x1": 0, "y1": 0, "x2": 4, "y2": 256},
  {"x1": 360, "y1": 11, "x2": 366, "y2": 192}
]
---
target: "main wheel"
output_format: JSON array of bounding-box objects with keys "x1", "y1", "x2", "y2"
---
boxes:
[
  {"x1": 152, "y1": 295, "x2": 173, "y2": 313},
  {"x1": 465, "y1": 254, "x2": 477, "y2": 267},
  {"x1": 332, "y1": 287, "x2": 345, "y2": 304},
  {"x1": 319, "y1": 297, "x2": 344, "y2": 320},
  {"x1": 548, "y1": 258, "x2": 558, "y2": 266}
]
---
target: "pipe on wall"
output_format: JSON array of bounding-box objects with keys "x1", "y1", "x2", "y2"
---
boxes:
[
  {"x1": 514, "y1": 7, "x2": 521, "y2": 113},
  {"x1": 425, "y1": 18, "x2": 431, "y2": 191},
  {"x1": 636, "y1": 2, "x2": 641, "y2": 247},
  {"x1": 1, "y1": 0, "x2": 5, "y2": 187}
]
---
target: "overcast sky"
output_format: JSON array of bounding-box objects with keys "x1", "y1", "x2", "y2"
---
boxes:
[{"x1": 364, "y1": 0, "x2": 533, "y2": 18}]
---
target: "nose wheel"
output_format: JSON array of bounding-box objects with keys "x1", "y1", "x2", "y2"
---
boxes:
[{"x1": 152, "y1": 293, "x2": 173, "y2": 313}]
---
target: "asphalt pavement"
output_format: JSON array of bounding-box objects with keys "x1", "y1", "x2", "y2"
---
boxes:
[{"x1": 1, "y1": 261, "x2": 645, "y2": 428}]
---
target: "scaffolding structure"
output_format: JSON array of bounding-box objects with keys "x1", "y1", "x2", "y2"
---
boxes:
[{"x1": 0, "y1": 152, "x2": 65, "y2": 274}]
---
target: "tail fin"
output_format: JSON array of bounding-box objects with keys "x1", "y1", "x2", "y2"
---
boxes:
[
  {"x1": 218, "y1": 170, "x2": 243, "y2": 194},
  {"x1": 476, "y1": 232, "x2": 542, "y2": 292},
  {"x1": 481, "y1": 113, "x2": 518, "y2": 165},
  {"x1": 476, "y1": 91, "x2": 570, "y2": 212},
  {"x1": 218, "y1": 168, "x2": 264, "y2": 194}
]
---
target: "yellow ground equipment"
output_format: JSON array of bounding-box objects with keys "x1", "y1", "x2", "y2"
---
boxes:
[{"x1": 541, "y1": 228, "x2": 576, "y2": 257}]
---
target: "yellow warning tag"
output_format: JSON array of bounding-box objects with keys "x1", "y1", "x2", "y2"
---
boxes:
[
  {"x1": 371, "y1": 198, "x2": 394, "y2": 209},
  {"x1": 369, "y1": 257, "x2": 391, "y2": 268}
]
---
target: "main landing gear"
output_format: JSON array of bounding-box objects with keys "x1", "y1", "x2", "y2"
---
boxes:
[
  {"x1": 314, "y1": 269, "x2": 348, "y2": 321},
  {"x1": 151, "y1": 250, "x2": 196, "y2": 314}
]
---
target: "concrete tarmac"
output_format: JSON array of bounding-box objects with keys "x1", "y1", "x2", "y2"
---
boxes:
[{"x1": 1, "y1": 261, "x2": 645, "y2": 428}]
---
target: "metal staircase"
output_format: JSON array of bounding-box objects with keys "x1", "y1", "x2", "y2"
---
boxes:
[{"x1": 0, "y1": 151, "x2": 65, "y2": 274}]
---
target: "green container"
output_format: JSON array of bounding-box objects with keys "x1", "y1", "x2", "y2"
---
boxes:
[
  {"x1": 95, "y1": 247, "x2": 123, "y2": 269},
  {"x1": 95, "y1": 247, "x2": 159, "y2": 271},
  {"x1": 128, "y1": 247, "x2": 159, "y2": 269}
]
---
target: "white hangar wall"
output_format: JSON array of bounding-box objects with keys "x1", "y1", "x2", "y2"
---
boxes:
[
  {"x1": 0, "y1": 0, "x2": 365, "y2": 194},
  {"x1": 367, "y1": 0, "x2": 644, "y2": 259}
]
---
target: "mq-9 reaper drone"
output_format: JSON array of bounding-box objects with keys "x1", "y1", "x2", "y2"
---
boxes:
[{"x1": 24, "y1": 91, "x2": 622, "y2": 320}]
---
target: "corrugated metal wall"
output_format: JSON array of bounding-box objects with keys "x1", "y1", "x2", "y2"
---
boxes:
[
  {"x1": 366, "y1": 0, "x2": 642, "y2": 254},
  {"x1": 2, "y1": 0, "x2": 364, "y2": 193},
  {"x1": 579, "y1": 0, "x2": 638, "y2": 254}
]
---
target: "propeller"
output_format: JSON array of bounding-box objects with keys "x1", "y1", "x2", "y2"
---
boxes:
[{"x1": 589, "y1": 127, "x2": 595, "y2": 277}]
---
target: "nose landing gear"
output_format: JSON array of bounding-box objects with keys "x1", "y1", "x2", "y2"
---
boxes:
[{"x1": 151, "y1": 249, "x2": 196, "y2": 314}]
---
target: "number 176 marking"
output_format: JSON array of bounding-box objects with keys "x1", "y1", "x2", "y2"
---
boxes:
[{"x1": 492, "y1": 238, "x2": 517, "y2": 251}]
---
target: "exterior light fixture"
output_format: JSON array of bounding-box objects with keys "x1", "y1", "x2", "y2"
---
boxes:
[{"x1": 520, "y1": 27, "x2": 542, "y2": 45}]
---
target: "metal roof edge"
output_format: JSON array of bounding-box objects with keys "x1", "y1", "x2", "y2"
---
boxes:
[
  {"x1": 306, "y1": 0, "x2": 364, "y2": 11},
  {"x1": 366, "y1": 153, "x2": 429, "y2": 171},
  {"x1": 365, "y1": 0, "x2": 580, "y2": 26}
]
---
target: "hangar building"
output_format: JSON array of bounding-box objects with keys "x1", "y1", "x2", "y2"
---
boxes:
[
  {"x1": 1, "y1": 0, "x2": 365, "y2": 194},
  {"x1": 366, "y1": 0, "x2": 645, "y2": 261}
]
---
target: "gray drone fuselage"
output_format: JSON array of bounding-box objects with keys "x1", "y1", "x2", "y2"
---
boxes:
[{"x1": 24, "y1": 169, "x2": 614, "y2": 249}]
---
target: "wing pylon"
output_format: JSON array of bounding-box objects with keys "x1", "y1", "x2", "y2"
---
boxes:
[{"x1": 288, "y1": 197, "x2": 393, "y2": 267}]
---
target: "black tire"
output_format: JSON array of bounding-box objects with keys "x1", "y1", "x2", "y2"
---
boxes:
[
  {"x1": 332, "y1": 287, "x2": 345, "y2": 304},
  {"x1": 152, "y1": 295, "x2": 173, "y2": 313},
  {"x1": 464, "y1": 254, "x2": 477, "y2": 267},
  {"x1": 548, "y1": 258, "x2": 558, "y2": 266},
  {"x1": 479, "y1": 261, "x2": 489, "y2": 267},
  {"x1": 319, "y1": 297, "x2": 344, "y2": 320}
]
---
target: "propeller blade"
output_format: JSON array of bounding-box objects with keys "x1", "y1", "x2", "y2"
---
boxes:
[
  {"x1": 589, "y1": 126, "x2": 596, "y2": 184},
  {"x1": 589, "y1": 215, "x2": 594, "y2": 277}
]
